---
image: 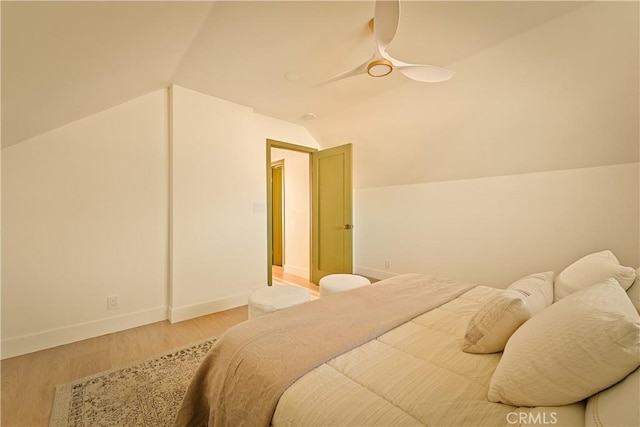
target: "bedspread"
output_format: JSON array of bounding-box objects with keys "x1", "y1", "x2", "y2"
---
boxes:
[
  {"x1": 272, "y1": 285, "x2": 586, "y2": 427},
  {"x1": 174, "y1": 274, "x2": 475, "y2": 427}
]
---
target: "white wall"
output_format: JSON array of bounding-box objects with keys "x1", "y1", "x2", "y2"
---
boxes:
[
  {"x1": 170, "y1": 86, "x2": 263, "y2": 320},
  {"x1": 355, "y1": 163, "x2": 640, "y2": 287},
  {"x1": 254, "y1": 114, "x2": 321, "y2": 151},
  {"x1": 347, "y1": 2, "x2": 640, "y2": 284},
  {"x1": 271, "y1": 148, "x2": 310, "y2": 279},
  {"x1": 1, "y1": 85, "x2": 321, "y2": 357},
  {"x1": 1, "y1": 90, "x2": 170, "y2": 358},
  {"x1": 1, "y1": 83, "x2": 636, "y2": 358},
  {"x1": 169, "y1": 85, "x2": 319, "y2": 321}
]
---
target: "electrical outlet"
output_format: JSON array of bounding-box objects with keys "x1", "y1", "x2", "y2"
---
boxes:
[
  {"x1": 107, "y1": 296, "x2": 119, "y2": 311},
  {"x1": 384, "y1": 260, "x2": 391, "y2": 269}
]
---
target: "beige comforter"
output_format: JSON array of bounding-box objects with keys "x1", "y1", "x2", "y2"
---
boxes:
[
  {"x1": 174, "y1": 274, "x2": 476, "y2": 427},
  {"x1": 272, "y1": 285, "x2": 586, "y2": 426}
]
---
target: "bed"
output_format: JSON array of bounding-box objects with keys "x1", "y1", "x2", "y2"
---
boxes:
[{"x1": 175, "y1": 251, "x2": 640, "y2": 427}]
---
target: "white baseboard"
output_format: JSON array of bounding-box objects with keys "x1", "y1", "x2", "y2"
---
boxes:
[
  {"x1": 283, "y1": 265, "x2": 309, "y2": 280},
  {"x1": 354, "y1": 265, "x2": 398, "y2": 281},
  {"x1": 2, "y1": 293, "x2": 252, "y2": 359},
  {"x1": 169, "y1": 292, "x2": 250, "y2": 323},
  {"x1": 1, "y1": 306, "x2": 168, "y2": 360}
]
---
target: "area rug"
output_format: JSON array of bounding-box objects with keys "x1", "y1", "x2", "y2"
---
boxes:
[{"x1": 49, "y1": 338, "x2": 216, "y2": 427}]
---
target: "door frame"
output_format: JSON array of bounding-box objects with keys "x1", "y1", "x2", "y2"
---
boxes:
[{"x1": 266, "y1": 139, "x2": 317, "y2": 286}]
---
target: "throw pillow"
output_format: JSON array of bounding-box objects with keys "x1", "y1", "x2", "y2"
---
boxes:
[
  {"x1": 488, "y1": 279, "x2": 640, "y2": 407},
  {"x1": 626, "y1": 268, "x2": 640, "y2": 314},
  {"x1": 507, "y1": 271, "x2": 553, "y2": 311},
  {"x1": 463, "y1": 272, "x2": 554, "y2": 354}
]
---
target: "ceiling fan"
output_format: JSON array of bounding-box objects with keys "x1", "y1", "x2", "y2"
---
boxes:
[{"x1": 325, "y1": 0, "x2": 455, "y2": 84}]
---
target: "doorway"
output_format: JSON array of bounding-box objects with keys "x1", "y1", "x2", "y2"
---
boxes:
[
  {"x1": 266, "y1": 139, "x2": 353, "y2": 286},
  {"x1": 269, "y1": 146, "x2": 311, "y2": 283}
]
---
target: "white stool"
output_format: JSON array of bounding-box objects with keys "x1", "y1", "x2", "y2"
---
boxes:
[
  {"x1": 248, "y1": 285, "x2": 310, "y2": 318},
  {"x1": 319, "y1": 274, "x2": 371, "y2": 297}
]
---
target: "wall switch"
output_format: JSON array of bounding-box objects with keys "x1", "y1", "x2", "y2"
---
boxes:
[
  {"x1": 384, "y1": 260, "x2": 391, "y2": 269},
  {"x1": 107, "y1": 296, "x2": 119, "y2": 311}
]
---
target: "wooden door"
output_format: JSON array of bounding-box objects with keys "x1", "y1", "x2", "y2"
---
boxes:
[
  {"x1": 271, "y1": 161, "x2": 284, "y2": 266},
  {"x1": 311, "y1": 144, "x2": 353, "y2": 284}
]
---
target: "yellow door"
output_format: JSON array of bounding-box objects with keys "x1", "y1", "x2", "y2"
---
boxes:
[
  {"x1": 311, "y1": 144, "x2": 353, "y2": 284},
  {"x1": 271, "y1": 162, "x2": 284, "y2": 266}
]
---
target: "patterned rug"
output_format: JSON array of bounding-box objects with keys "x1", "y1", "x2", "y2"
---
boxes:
[{"x1": 49, "y1": 339, "x2": 216, "y2": 427}]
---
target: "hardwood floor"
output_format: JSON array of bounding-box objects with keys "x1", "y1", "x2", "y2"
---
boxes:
[
  {"x1": 1, "y1": 306, "x2": 247, "y2": 427},
  {"x1": 272, "y1": 265, "x2": 320, "y2": 294},
  {"x1": 1, "y1": 269, "x2": 338, "y2": 426}
]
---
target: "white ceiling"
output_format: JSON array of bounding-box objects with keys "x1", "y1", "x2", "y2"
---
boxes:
[{"x1": 3, "y1": 1, "x2": 638, "y2": 187}]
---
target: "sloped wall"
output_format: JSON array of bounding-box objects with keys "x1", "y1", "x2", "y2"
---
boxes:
[
  {"x1": 352, "y1": 2, "x2": 640, "y2": 282},
  {"x1": 2, "y1": 90, "x2": 170, "y2": 358}
]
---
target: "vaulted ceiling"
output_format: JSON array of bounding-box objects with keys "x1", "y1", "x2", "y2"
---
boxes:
[{"x1": 3, "y1": 1, "x2": 638, "y2": 188}]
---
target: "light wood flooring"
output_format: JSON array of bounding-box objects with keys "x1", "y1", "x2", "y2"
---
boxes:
[
  {"x1": 1, "y1": 306, "x2": 248, "y2": 426},
  {"x1": 1, "y1": 268, "x2": 317, "y2": 427},
  {"x1": 272, "y1": 265, "x2": 320, "y2": 294}
]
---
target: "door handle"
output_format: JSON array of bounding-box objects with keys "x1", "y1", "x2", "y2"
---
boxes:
[{"x1": 343, "y1": 224, "x2": 354, "y2": 230}]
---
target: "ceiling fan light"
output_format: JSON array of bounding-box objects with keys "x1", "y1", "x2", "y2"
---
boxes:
[{"x1": 367, "y1": 59, "x2": 393, "y2": 77}]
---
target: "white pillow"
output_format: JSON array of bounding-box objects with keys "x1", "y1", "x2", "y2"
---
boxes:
[
  {"x1": 585, "y1": 368, "x2": 639, "y2": 427},
  {"x1": 488, "y1": 279, "x2": 640, "y2": 407},
  {"x1": 626, "y1": 268, "x2": 640, "y2": 314},
  {"x1": 554, "y1": 250, "x2": 636, "y2": 301},
  {"x1": 507, "y1": 271, "x2": 554, "y2": 311},
  {"x1": 463, "y1": 272, "x2": 553, "y2": 354}
]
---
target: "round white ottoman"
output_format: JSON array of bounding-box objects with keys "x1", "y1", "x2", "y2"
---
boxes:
[
  {"x1": 248, "y1": 285, "x2": 310, "y2": 318},
  {"x1": 319, "y1": 274, "x2": 371, "y2": 297}
]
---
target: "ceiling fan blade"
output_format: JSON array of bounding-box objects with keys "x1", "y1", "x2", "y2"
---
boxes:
[
  {"x1": 373, "y1": 0, "x2": 400, "y2": 51},
  {"x1": 397, "y1": 64, "x2": 455, "y2": 83},
  {"x1": 318, "y1": 57, "x2": 372, "y2": 86},
  {"x1": 382, "y1": 50, "x2": 455, "y2": 83}
]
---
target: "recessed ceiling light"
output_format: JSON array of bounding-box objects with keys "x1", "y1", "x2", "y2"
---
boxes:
[
  {"x1": 302, "y1": 112, "x2": 316, "y2": 120},
  {"x1": 284, "y1": 72, "x2": 300, "y2": 82}
]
